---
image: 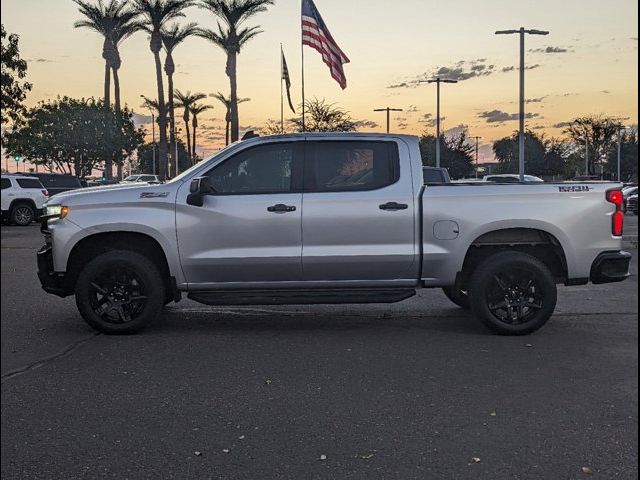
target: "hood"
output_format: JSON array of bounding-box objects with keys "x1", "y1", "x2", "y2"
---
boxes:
[{"x1": 46, "y1": 182, "x2": 179, "y2": 207}]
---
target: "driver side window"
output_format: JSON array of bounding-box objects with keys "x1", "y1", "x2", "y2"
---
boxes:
[{"x1": 206, "y1": 143, "x2": 299, "y2": 195}]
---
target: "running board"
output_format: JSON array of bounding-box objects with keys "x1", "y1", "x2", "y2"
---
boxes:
[{"x1": 187, "y1": 288, "x2": 416, "y2": 306}]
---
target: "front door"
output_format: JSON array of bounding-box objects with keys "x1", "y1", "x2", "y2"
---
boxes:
[
  {"x1": 301, "y1": 140, "x2": 417, "y2": 283},
  {"x1": 176, "y1": 141, "x2": 304, "y2": 286}
]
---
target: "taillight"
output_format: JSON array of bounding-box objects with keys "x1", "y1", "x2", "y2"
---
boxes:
[
  {"x1": 42, "y1": 189, "x2": 49, "y2": 196},
  {"x1": 606, "y1": 189, "x2": 624, "y2": 236}
]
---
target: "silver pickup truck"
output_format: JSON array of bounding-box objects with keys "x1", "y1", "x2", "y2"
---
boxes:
[{"x1": 37, "y1": 133, "x2": 631, "y2": 335}]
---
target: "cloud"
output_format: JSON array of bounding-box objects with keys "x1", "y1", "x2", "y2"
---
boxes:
[
  {"x1": 526, "y1": 96, "x2": 548, "y2": 103},
  {"x1": 354, "y1": 120, "x2": 379, "y2": 129},
  {"x1": 419, "y1": 113, "x2": 444, "y2": 128},
  {"x1": 601, "y1": 90, "x2": 611, "y2": 94},
  {"x1": 478, "y1": 110, "x2": 540, "y2": 123},
  {"x1": 529, "y1": 46, "x2": 572, "y2": 53},
  {"x1": 552, "y1": 121, "x2": 572, "y2": 128},
  {"x1": 387, "y1": 59, "x2": 496, "y2": 88},
  {"x1": 406, "y1": 105, "x2": 420, "y2": 113},
  {"x1": 444, "y1": 124, "x2": 469, "y2": 137},
  {"x1": 501, "y1": 64, "x2": 541, "y2": 72}
]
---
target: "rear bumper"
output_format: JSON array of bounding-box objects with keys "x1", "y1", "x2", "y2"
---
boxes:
[
  {"x1": 590, "y1": 251, "x2": 632, "y2": 284},
  {"x1": 37, "y1": 245, "x2": 68, "y2": 297}
]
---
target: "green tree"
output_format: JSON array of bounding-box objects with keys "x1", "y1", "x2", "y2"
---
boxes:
[
  {"x1": 162, "y1": 23, "x2": 198, "y2": 169},
  {"x1": 290, "y1": 98, "x2": 357, "y2": 133},
  {"x1": 563, "y1": 115, "x2": 623, "y2": 176},
  {"x1": 136, "y1": 139, "x2": 191, "y2": 174},
  {"x1": 133, "y1": 0, "x2": 195, "y2": 180},
  {"x1": 210, "y1": 91, "x2": 250, "y2": 145},
  {"x1": 420, "y1": 132, "x2": 474, "y2": 179},
  {"x1": 1, "y1": 25, "x2": 32, "y2": 128},
  {"x1": 198, "y1": 0, "x2": 274, "y2": 143},
  {"x1": 5, "y1": 97, "x2": 144, "y2": 177},
  {"x1": 605, "y1": 128, "x2": 638, "y2": 182},
  {"x1": 174, "y1": 90, "x2": 207, "y2": 163},
  {"x1": 492, "y1": 130, "x2": 567, "y2": 178}
]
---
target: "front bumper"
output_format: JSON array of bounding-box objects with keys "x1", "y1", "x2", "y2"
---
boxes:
[
  {"x1": 37, "y1": 245, "x2": 68, "y2": 297},
  {"x1": 590, "y1": 251, "x2": 632, "y2": 284}
]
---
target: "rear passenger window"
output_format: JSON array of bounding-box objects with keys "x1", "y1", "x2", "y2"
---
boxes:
[
  {"x1": 305, "y1": 141, "x2": 399, "y2": 192},
  {"x1": 16, "y1": 178, "x2": 44, "y2": 189},
  {"x1": 1, "y1": 178, "x2": 11, "y2": 190}
]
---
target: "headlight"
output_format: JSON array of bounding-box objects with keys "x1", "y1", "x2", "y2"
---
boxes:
[{"x1": 45, "y1": 205, "x2": 69, "y2": 219}]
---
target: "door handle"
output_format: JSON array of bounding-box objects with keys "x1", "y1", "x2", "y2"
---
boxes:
[
  {"x1": 267, "y1": 204, "x2": 296, "y2": 213},
  {"x1": 379, "y1": 202, "x2": 408, "y2": 211}
]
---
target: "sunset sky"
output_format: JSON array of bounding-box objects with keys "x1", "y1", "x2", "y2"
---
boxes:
[{"x1": 1, "y1": 0, "x2": 638, "y2": 163}]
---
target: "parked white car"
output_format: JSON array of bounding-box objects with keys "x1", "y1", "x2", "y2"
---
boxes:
[
  {"x1": 122, "y1": 174, "x2": 161, "y2": 184},
  {"x1": 482, "y1": 174, "x2": 544, "y2": 183},
  {"x1": 1, "y1": 175, "x2": 49, "y2": 226}
]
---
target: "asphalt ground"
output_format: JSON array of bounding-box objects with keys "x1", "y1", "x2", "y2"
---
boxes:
[{"x1": 1, "y1": 218, "x2": 638, "y2": 480}]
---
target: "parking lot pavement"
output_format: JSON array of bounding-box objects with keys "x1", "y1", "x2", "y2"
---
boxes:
[{"x1": 1, "y1": 226, "x2": 637, "y2": 480}]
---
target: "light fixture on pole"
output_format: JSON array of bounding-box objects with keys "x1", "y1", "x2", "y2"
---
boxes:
[
  {"x1": 472, "y1": 136, "x2": 482, "y2": 179},
  {"x1": 419, "y1": 77, "x2": 457, "y2": 168},
  {"x1": 495, "y1": 27, "x2": 549, "y2": 181},
  {"x1": 373, "y1": 107, "x2": 403, "y2": 134}
]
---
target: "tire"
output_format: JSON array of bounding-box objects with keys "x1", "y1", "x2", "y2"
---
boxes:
[
  {"x1": 442, "y1": 286, "x2": 470, "y2": 310},
  {"x1": 10, "y1": 203, "x2": 35, "y2": 226},
  {"x1": 75, "y1": 250, "x2": 165, "y2": 334},
  {"x1": 468, "y1": 251, "x2": 557, "y2": 336}
]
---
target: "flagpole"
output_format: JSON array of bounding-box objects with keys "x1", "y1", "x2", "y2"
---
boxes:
[
  {"x1": 301, "y1": 9, "x2": 306, "y2": 132},
  {"x1": 280, "y1": 44, "x2": 284, "y2": 133}
]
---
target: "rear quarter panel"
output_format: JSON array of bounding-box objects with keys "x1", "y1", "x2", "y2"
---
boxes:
[{"x1": 421, "y1": 183, "x2": 623, "y2": 286}]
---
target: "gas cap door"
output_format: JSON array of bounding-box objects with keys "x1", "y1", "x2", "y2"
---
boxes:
[{"x1": 433, "y1": 220, "x2": 460, "y2": 240}]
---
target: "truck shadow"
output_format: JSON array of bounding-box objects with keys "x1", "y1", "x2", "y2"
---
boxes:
[{"x1": 151, "y1": 305, "x2": 489, "y2": 336}]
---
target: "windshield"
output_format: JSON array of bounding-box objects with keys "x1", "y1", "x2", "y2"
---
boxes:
[
  {"x1": 123, "y1": 176, "x2": 138, "y2": 181},
  {"x1": 166, "y1": 142, "x2": 241, "y2": 184}
]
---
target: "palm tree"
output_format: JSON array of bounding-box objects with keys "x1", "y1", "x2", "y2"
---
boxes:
[
  {"x1": 161, "y1": 23, "x2": 198, "y2": 171},
  {"x1": 210, "y1": 92, "x2": 249, "y2": 146},
  {"x1": 74, "y1": 0, "x2": 139, "y2": 178},
  {"x1": 174, "y1": 90, "x2": 206, "y2": 164},
  {"x1": 133, "y1": 0, "x2": 194, "y2": 180},
  {"x1": 189, "y1": 102, "x2": 213, "y2": 162},
  {"x1": 198, "y1": 0, "x2": 273, "y2": 143}
]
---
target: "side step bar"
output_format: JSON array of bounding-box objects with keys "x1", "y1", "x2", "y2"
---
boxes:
[{"x1": 188, "y1": 288, "x2": 416, "y2": 306}]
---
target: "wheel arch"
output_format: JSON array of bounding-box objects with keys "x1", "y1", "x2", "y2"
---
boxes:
[
  {"x1": 64, "y1": 231, "x2": 173, "y2": 296},
  {"x1": 458, "y1": 226, "x2": 570, "y2": 286}
]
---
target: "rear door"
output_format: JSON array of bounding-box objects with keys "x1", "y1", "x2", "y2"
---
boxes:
[
  {"x1": 301, "y1": 139, "x2": 417, "y2": 282},
  {"x1": 176, "y1": 141, "x2": 304, "y2": 286}
]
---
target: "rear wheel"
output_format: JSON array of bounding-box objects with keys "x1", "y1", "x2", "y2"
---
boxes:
[
  {"x1": 442, "y1": 286, "x2": 470, "y2": 310},
  {"x1": 75, "y1": 250, "x2": 165, "y2": 334},
  {"x1": 10, "y1": 203, "x2": 35, "y2": 226},
  {"x1": 468, "y1": 251, "x2": 557, "y2": 335}
]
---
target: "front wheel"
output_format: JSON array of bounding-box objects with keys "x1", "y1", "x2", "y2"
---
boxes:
[
  {"x1": 75, "y1": 250, "x2": 165, "y2": 334},
  {"x1": 468, "y1": 251, "x2": 557, "y2": 336}
]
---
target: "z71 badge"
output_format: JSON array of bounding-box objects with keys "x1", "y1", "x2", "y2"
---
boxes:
[
  {"x1": 139, "y1": 192, "x2": 170, "y2": 199},
  {"x1": 559, "y1": 186, "x2": 591, "y2": 193}
]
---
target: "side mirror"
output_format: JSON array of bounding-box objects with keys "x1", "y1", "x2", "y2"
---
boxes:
[{"x1": 187, "y1": 176, "x2": 213, "y2": 207}]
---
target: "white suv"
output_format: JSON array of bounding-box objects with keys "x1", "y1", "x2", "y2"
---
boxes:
[{"x1": 1, "y1": 175, "x2": 49, "y2": 226}]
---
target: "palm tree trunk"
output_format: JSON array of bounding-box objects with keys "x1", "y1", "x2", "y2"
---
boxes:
[
  {"x1": 103, "y1": 60, "x2": 113, "y2": 179},
  {"x1": 228, "y1": 53, "x2": 239, "y2": 143},
  {"x1": 192, "y1": 116, "x2": 197, "y2": 162},
  {"x1": 184, "y1": 119, "x2": 192, "y2": 166},
  {"x1": 167, "y1": 74, "x2": 176, "y2": 178},
  {"x1": 225, "y1": 112, "x2": 230, "y2": 146},
  {"x1": 113, "y1": 66, "x2": 124, "y2": 180},
  {"x1": 153, "y1": 51, "x2": 169, "y2": 180}
]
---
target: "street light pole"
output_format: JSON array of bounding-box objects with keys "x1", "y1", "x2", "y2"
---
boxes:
[
  {"x1": 495, "y1": 27, "x2": 549, "y2": 181},
  {"x1": 419, "y1": 78, "x2": 457, "y2": 168},
  {"x1": 472, "y1": 136, "x2": 482, "y2": 179},
  {"x1": 373, "y1": 107, "x2": 403, "y2": 134}
]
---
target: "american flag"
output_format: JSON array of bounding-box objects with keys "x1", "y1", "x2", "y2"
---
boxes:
[
  {"x1": 301, "y1": 0, "x2": 350, "y2": 90},
  {"x1": 281, "y1": 47, "x2": 295, "y2": 113}
]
